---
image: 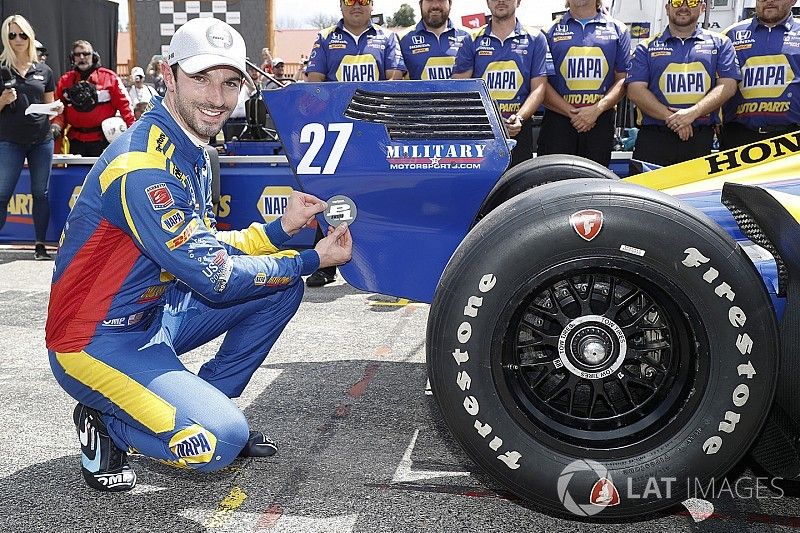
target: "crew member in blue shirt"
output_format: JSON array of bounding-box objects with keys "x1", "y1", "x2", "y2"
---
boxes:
[
  {"x1": 453, "y1": 0, "x2": 549, "y2": 167},
  {"x1": 721, "y1": 0, "x2": 800, "y2": 149},
  {"x1": 626, "y1": 0, "x2": 740, "y2": 168},
  {"x1": 539, "y1": 0, "x2": 631, "y2": 167},
  {"x1": 306, "y1": 0, "x2": 405, "y2": 83},
  {"x1": 305, "y1": 0, "x2": 405, "y2": 288},
  {"x1": 400, "y1": 0, "x2": 469, "y2": 80}
]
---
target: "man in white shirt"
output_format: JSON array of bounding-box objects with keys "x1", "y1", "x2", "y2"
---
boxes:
[{"x1": 127, "y1": 66, "x2": 157, "y2": 106}]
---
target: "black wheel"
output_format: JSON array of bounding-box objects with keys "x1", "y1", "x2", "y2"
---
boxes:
[
  {"x1": 477, "y1": 155, "x2": 618, "y2": 221},
  {"x1": 427, "y1": 179, "x2": 778, "y2": 518}
]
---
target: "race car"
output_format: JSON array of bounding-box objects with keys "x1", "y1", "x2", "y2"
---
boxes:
[{"x1": 261, "y1": 79, "x2": 799, "y2": 518}]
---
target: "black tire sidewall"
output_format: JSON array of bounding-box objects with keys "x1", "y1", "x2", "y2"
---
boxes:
[{"x1": 428, "y1": 180, "x2": 778, "y2": 518}]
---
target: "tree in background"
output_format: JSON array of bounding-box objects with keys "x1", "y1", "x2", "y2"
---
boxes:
[
  {"x1": 308, "y1": 13, "x2": 340, "y2": 29},
  {"x1": 387, "y1": 3, "x2": 415, "y2": 27}
]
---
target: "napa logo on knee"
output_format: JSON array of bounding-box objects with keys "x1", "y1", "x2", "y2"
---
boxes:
[{"x1": 169, "y1": 424, "x2": 217, "y2": 465}]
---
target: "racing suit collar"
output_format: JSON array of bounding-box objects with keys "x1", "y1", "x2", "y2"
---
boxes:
[
  {"x1": 147, "y1": 96, "x2": 208, "y2": 163},
  {"x1": 660, "y1": 25, "x2": 706, "y2": 42},
  {"x1": 752, "y1": 12, "x2": 797, "y2": 31}
]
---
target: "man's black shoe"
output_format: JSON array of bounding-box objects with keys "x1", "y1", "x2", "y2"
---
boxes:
[
  {"x1": 238, "y1": 430, "x2": 278, "y2": 457},
  {"x1": 305, "y1": 270, "x2": 336, "y2": 287},
  {"x1": 34, "y1": 243, "x2": 52, "y2": 261},
  {"x1": 73, "y1": 404, "x2": 136, "y2": 492}
]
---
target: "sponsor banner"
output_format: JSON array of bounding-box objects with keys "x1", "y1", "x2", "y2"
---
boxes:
[{"x1": 386, "y1": 143, "x2": 486, "y2": 170}]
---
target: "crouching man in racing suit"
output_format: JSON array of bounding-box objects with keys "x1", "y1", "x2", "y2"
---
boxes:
[{"x1": 45, "y1": 17, "x2": 353, "y2": 492}]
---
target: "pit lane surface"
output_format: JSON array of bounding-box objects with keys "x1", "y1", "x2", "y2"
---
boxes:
[{"x1": 1, "y1": 247, "x2": 798, "y2": 533}]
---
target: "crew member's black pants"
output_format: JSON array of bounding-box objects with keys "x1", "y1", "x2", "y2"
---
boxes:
[
  {"x1": 632, "y1": 125, "x2": 715, "y2": 170},
  {"x1": 719, "y1": 122, "x2": 800, "y2": 150},
  {"x1": 537, "y1": 109, "x2": 616, "y2": 168},
  {"x1": 510, "y1": 118, "x2": 535, "y2": 168}
]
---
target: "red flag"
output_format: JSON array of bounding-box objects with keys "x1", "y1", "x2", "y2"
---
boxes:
[{"x1": 461, "y1": 13, "x2": 486, "y2": 29}]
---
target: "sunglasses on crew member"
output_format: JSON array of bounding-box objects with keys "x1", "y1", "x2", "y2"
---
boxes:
[
  {"x1": 8, "y1": 32, "x2": 28, "y2": 41},
  {"x1": 669, "y1": 0, "x2": 702, "y2": 7},
  {"x1": 73, "y1": 51, "x2": 93, "y2": 58},
  {"x1": 342, "y1": 0, "x2": 373, "y2": 6}
]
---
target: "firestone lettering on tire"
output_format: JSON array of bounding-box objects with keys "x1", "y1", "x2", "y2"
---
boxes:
[
  {"x1": 451, "y1": 273, "x2": 522, "y2": 470},
  {"x1": 681, "y1": 248, "x2": 757, "y2": 455}
]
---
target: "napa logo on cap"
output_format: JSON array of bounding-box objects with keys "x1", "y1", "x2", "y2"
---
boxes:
[
  {"x1": 561, "y1": 47, "x2": 608, "y2": 92},
  {"x1": 483, "y1": 60, "x2": 523, "y2": 101},
  {"x1": 659, "y1": 61, "x2": 711, "y2": 105},
  {"x1": 258, "y1": 186, "x2": 293, "y2": 223},
  {"x1": 206, "y1": 23, "x2": 233, "y2": 49}
]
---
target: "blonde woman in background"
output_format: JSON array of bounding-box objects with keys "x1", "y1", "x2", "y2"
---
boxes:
[{"x1": 0, "y1": 14, "x2": 62, "y2": 259}]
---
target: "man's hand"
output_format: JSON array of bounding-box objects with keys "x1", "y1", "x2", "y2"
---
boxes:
[
  {"x1": 315, "y1": 222, "x2": 352, "y2": 268},
  {"x1": 280, "y1": 191, "x2": 326, "y2": 236},
  {"x1": 570, "y1": 104, "x2": 601, "y2": 133},
  {"x1": 505, "y1": 114, "x2": 523, "y2": 137},
  {"x1": 665, "y1": 106, "x2": 699, "y2": 132},
  {"x1": 50, "y1": 123, "x2": 62, "y2": 139},
  {"x1": 50, "y1": 100, "x2": 64, "y2": 115},
  {"x1": 676, "y1": 124, "x2": 694, "y2": 142}
]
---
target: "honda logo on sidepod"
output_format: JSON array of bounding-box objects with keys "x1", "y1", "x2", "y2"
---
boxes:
[{"x1": 570, "y1": 210, "x2": 604, "y2": 241}]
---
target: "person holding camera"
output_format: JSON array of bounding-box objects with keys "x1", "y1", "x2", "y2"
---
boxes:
[
  {"x1": 0, "y1": 15, "x2": 63, "y2": 260},
  {"x1": 51, "y1": 40, "x2": 134, "y2": 157}
]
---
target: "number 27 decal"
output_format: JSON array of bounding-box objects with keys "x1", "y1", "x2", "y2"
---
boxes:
[{"x1": 296, "y1": 122, "x2": 353, "y2": 175}]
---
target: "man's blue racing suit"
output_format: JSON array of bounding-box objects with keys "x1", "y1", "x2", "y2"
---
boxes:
[{"x1": 46, "y1": 96, "x2": 319, "y2": 471}]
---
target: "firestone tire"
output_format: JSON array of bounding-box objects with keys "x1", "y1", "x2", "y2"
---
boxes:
[
  {"x1": 477, "y1": 155, "x2": 618, "y2": 220},
  {"x1": 427, "y1": 178, "x2": 778, "y2": 518}
]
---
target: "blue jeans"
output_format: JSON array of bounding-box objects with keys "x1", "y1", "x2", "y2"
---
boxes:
[{"x1": 0, "y1": 139, "x2": 54, "y2": 242}]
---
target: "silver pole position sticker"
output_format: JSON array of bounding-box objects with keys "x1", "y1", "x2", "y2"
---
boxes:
[{"x1": 324, "y1": 195, "x2": 357, "y2": 228}]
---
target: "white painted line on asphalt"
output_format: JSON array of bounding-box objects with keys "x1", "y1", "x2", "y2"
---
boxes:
[
  {"x1": 129, "y1": 483, "x2": 170, "y2": 494},
  {"x1": 256, "y1": 514, "x2": 359, "y2": 533},
  {"x1": 682, "y1": 498, "x2": 714, "y2": 522},
  {"x1": 392, "y1": 428, "x2": 470, "y2": 483},
  {"x1": 180, "y1": 506, "x2": 358, "y2": 532}
]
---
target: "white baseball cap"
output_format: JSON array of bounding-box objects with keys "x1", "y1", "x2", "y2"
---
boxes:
[
  {"x1": 272, "y1": 58, "x2": 284, "y2": 67},
  {"x1": 167, "y1": 17, "x2": 253, "y2": 86},
  {"x1": 131, "y1": 66, "x2": 145, "y2": 79}
]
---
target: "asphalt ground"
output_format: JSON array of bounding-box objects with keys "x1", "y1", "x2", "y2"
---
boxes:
[{"x1": 2, "y1": 246, "x2": 800, "y2": 533}]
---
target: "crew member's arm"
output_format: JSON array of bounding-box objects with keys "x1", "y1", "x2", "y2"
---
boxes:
[
  {"x1": 305, "y1": 32, "x2": 329, "y2": 82},
  {"x1": 451, "y1": 33, "x2": 475, "y2": 79},
  {"x1": 543, "y1": 83, "x2": 576, "y2": 117},
  {"x1": 508, "y1": 76, "x2": 547, "y2": 136},
  {"x1": 507, "y1": 31, "x2": 549, "y2": 136},
  {"x1": 385, "y1": 32, "x2": 406, "y2": 80},
  {"x1": 110, "y1": 72, "x2": 136, "y2": 126},
  {"x1": 571, "y1": 71, "x2": 627, "y2": 133}
]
